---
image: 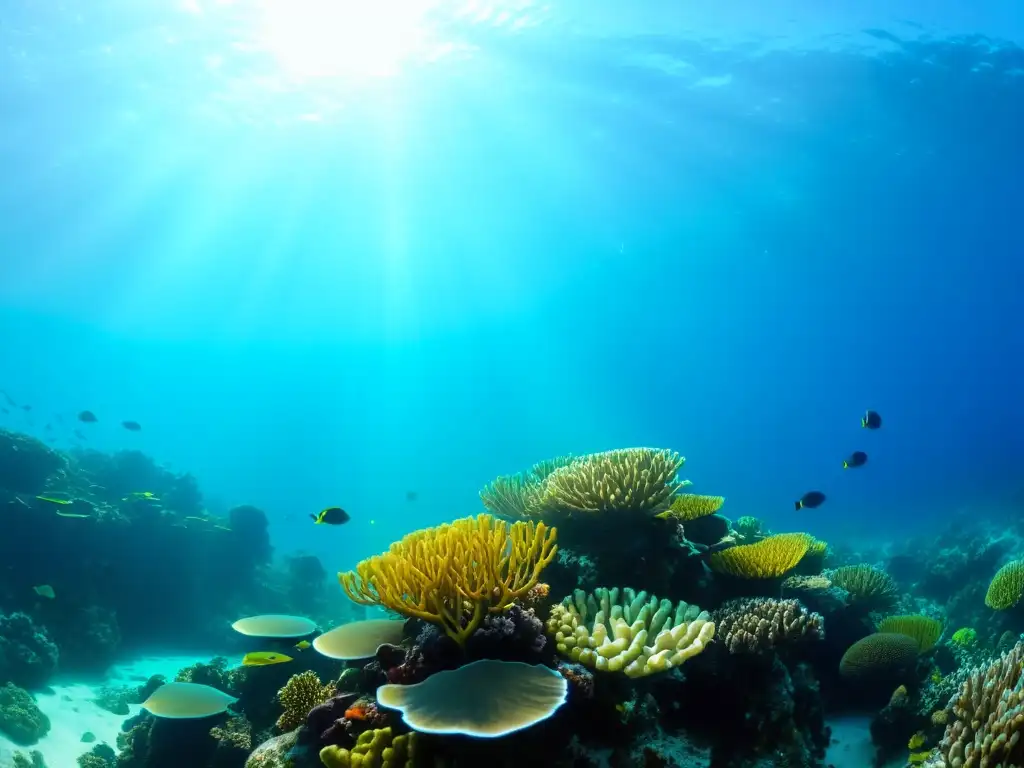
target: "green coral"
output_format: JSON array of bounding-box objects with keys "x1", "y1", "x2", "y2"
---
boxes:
[
  {"x1": 734, "y1": 515, "x2": 764, "y2": 540},
  {"x1": 77, "y1": 744, "x2": 116, "y2": 768},
  {"x1": 986, "y1": 560, "x2": 1024, "y2": 610},
  {"x1": 479, "y1": 455, "x2": 574, "y2": 519},
  {"x1": 950, "y1": 627, "x2": 978, "y2": 647},
  {"x1": 828, "y1": 564, "x2": 899, "y2": 610},
  {"x1": 320, "y1": 727, "x2": 417, "y2": 767},
  {"x1": 0, "y1": 682, "x2": 51, "y2": 745},
  {"x1": 876, "y1": 615, "x2": 943, "y2": 653},
  {"x1": 839, "y1": 633, "x2": 920, "y2": 678}
]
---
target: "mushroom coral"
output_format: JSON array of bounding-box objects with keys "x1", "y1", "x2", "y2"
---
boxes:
[{"x1": 339, "y1": 514, "x2": 557, "y2": 646}]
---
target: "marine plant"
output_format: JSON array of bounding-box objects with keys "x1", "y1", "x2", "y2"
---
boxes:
[
  {"x1": 985, "y1": 559, "x2": 1024, "y2": 610},
  {"x1": 339, "y1": 513, "x2": 557, "y2": 646},
  {"x1": 546, "y1": 586, "x2": 714, "y2": 677},
  {"x1": 708, "y1": 533, "x2": 811, "y2": 579}
]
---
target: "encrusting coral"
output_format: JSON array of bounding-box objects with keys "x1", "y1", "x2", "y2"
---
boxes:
[
  {"x1": 276, "y1": 670, "x2": 334, "y2": 732},
  {"x1": 339, "y1": 513, "x2": 557, "y2": 646},
  {"x1": 319, "y1": 727, "x2": 416, "y2": 767},
  {"x1": 839, "y1": 633, "x2": 920, "y2": 679},
  {"x1": 925, "y1": 641, "x2": 1024, "y2": 767},
  {"x1": 876, "y1": 615, "x2": 943, "y2": 653},
  {"x1": 546, "y1": 586, "x2": 714, "y2": 677},
  {"x1": 984, "y1": 559, "x2": 1024, "y2": 610},
  {"x1": 539, "y1": 448, "x2": 685, "y2": 518},
  {"x1": 713, "y1": 598, "x2": 824, "y2": 654},
  {"x1": 709, "y1": 533, "x2": 811, "y2": 579}
]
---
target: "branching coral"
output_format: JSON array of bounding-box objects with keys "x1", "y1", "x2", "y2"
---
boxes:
[
  {"x1": 985, "y1": 560, "x2": 1024, "y2": 610},
  {"x1": 709, "y1": 533, "x2": 811, "y2": 579},
  {"x1": 479, "y1": 455, "x2": 574, "y2": 520},
  {"x1": 877, "y1": 615, "x2": 943, "y2": 653},
  {"x1": 928, "y1": 641, "x2": 1024, "y2": 767},
  {"x1": 546, "y1": 587, "x2": 714, "y2": 677},
  {"x1": 276, "y1": 671, "x2": 334, "y2": 732},
  {"x1": 713, "y1": 598, "x2": 824, "y2": 654},
  {"x1": 656, "y1": 493, "x2": 725, "y2": 522},
  {"x1": 339, "y1": 513, "x2": 557, "y2": 646},
  {"x1": 839, "y1": 633, "x2": 920, "y2": 679},
  {"x1": 828, "y1": 564, "x2": 900, "y2": 611},
  {"x1": 539, "y1": 448, "x2": 685, "y2": 518},
  {"x1": 319, "y1": 727, "x2": 417, "y2": 767}
]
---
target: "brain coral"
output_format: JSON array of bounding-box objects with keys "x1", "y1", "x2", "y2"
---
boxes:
[
  {"x1": 839, "y1": 633, "x2": 920, "y2": 679},
  {"x1": 709, "y1": 533, "x2": 811, "y2": 579},
  {"x1": 985, "y1": 560, "x2": 1024, "y2": 610}
]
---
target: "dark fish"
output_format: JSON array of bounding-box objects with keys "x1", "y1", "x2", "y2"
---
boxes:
[
  {"x1": 73, "y1": 429, "x2": 87, "y2": 441},
  {"x1": 311, "y1": 507, "x2": 351, "y2": 525},
  {"x1": 78, "y1": 411, "x2": 98, "y2": 423},
  {"x1": 795, "y1": 491, "x2": 826, "y2": 511},
  {"x1": 122, "y1": 420, "x2": 142, "y2": 431},
  {"x1": 406, "y1": 491, "x2": 418, "y2": 502},
  {"x1": 843, "y1": 451, "x2": 868, "y2": 469},
  {"x1": 20, "y1": 404, "x2": 31, "y2": 412},
  {"x1": 862, "y1": 410, "x2": 882, "y2": 429}
]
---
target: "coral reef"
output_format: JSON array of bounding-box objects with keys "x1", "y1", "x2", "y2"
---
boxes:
[
  {"x1": 340, "y1": 513, "x2": 557, "y2": 645},
  {"x1": 0, "y1": 682, "x2": 50, "y2": 745},
  {"x1": 0, "y1": 612, "x2": 59, "y2": 689},
  {"x1": 839, "y1": 633, "x2": 921, "y2": 679},
  {"x1": 984, "y1": 559, "x2": 1024, "y2": 609},
  {"x1": 276, "y1": 670, "x2": 335, "y2": 731},
  {"x1": 714, "y1": 598, "x2": 824, "y2": 654},
  {"x1": 319, "y1": 727, "x2": 416, "y2": 767},
  {"x1": 828, "y1": 564, "x2": 900, "y2": 612},
  {"x1": 709, "y1": 533, "x2": 811, "y2": 578},
  {"x1": 877, "y1": 614, "x2": 944, "y2": 652}
]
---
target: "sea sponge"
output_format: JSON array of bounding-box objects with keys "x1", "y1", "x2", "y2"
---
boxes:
[
  {"x1": 876, "y1": 615, "x2": 943, "y2": 653},
  {"x1": 546, "y1": 587, "x2": 714, "y2": 677},
  {"x1": 838, "y1": 633, "x2": 920, "y2": 679},
  {"x1": 932, "y1": 641, "x2": 1024, "y2": 766},
  {"x1": 480, "y1": 455, "x2": 574, "y2": 520},
  {"x1": 376, "y1": 659, "x2": 567, "y2": 737},
  {"x1": 828, "y1": 564, "x2": 899, "y2": 610},
  {"x1": 540, "y1": 448, "x2": 685, "y2": 518},
  {"x1": 340, "y1": 513, "x2": 557, "y2": 646},
  {"x1": 714, "y1": 598, "x2": 824, "y2": 654},
  {"x1": 657, "y1": 493, "x2": 725, "y2": 522},
  {"x1": 276, "y1": 671, "x2": 334, "y2": 732},
  {"x1": 319, "y1": 727, "x2": 416, "y2": 767},
  {"x1": 0, "y1": 683, "x2": 51, "y2": 745},
  {"x1": 985, "y1": 560, "x2": 1024, "y2": 610},
  {"x1": 709, "y1": 533, "x2": 811, "y2": 579}
]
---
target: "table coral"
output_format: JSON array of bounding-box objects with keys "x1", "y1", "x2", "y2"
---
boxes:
[
  {"x1": 709, "y1": 533, "x2": 811, "y2": 578},
  {"x1": 546, "y1": 586, "x2": 714, "y2": 677},
  {"x1": 714, "y1": 598, "x2": 824, "y2": 654},
  {"x1": 340, "y1": 513, "x2": 557, "y2": 646},
  {"x1": 0, "y1": 682, "x2": 51, "y2": 745}
]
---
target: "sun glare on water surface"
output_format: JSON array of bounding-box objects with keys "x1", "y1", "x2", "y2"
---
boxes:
[{"x1": 257, "y1": 0, "x2": 439, "y2": 79}]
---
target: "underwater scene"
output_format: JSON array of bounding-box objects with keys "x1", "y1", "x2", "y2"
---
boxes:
[{"x1": 1, "y1": 1, "x2": 1023, "y2": 767}]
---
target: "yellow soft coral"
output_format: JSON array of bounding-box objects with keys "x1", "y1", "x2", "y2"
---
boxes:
[
  {"x1": 276, "y1": 671, "x2": 334, "y2": 732},
  {"x1": 546, "y1": 587, "x2": 715, "y2": 677},
  {"x1": 985, "y1": 560, "x2": 1024, "y2": 609},
  {"x1": 540, "y1": 448, "x2": 685, "y2": 517},
  {"x1": 339, "y1": 514, "x2": 557, "y2": 646},
  {"x1": 320, "y1": 728, "x2": 416, "y2": 767},
  {"x1": 655, "y1": 493, "x2": 725, "y2": 522},
  {"x1": 877, "y1": 615, "x2": 943, "y2": 653},
  {"x1": 709, "y1": 533, "x2": 810, "y2": 578}
]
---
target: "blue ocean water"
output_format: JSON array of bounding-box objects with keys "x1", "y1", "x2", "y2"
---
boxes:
[{"x1": 1, "y1": 0, "x2": 1022, "y2": 577}]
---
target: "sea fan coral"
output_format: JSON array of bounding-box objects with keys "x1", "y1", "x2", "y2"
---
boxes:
[
  {"x1": 546, "y1": 586, "x2": 714, "y2": 677},
  {"x1": 339, "y1": 513, "x2": 557, "y2": 646},
  {"x1": 876, "y1": 615, "x2": 943, "y2": 653},
  {"x1": 714, "y1": 598, "x2": 824, "y2": 654},
  {"x1": 275, "y1": 671, "x2": 334, "y2": 732},
  {"x1": 839, "y1": 633, "x2": 920, "y2": 679},
  {"x1": 985, "y1": 560, "x2": 1024, "y2": 610},
  {"x1": 709, "y1": 533, "x2": 811, "y2": 579},
  {"x1": 828, "y1": 564, "x2": 900, "y2": 611},
  {"x1": 540, "y1": 448, "x2": 685, "y2": 517}
]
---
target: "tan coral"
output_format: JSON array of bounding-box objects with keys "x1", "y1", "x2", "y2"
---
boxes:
[
  {"x1": 713, "y1": 598, "x2": 824, "y2": 654},
  {"x1": 276, "y1": 671, "x2": 334, "y2": 732},
  {"x1": 546, "y1": 587, "x2": 714, "y2": 677}
]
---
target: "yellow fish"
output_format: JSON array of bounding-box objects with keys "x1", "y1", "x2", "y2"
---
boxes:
[
  {"x1": 33, "y1": 585, "x2": 56, "y2": 599},
  {"x1": 242, "y1": 652, "x2": 292, "y2": 667},
  {"x1": 294, "y1": 640, "x2": 311, "y2": 651},
  {"x1": 55, "y1": 511, "x2": 91, "y2": 519},
  {"x1": 36, "y1": 495, "x2": 72, "y2": 505}
]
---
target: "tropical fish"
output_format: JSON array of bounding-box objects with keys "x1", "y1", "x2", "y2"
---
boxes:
[
  {"x1": 862, "y1": 410, "x2": 882, "y2": 429},
  {"x1": 843, "y1": 451, "x2": 868, "y2": 469},
  {"x1": 241, "y1": 652, "x2": 293, "y2": 667},
  {"x1": 795, "y1": 491, "x2": 826, "y2": 511},
  {"x1": 78, "y1": 410, "x2": 98, "y2": 423},
  {"x1": 311, "y1": 507, "x2": 350, "y2": 525},
  {"x1": 123, "y1": 491, "x2": 160, "y2": 502},
  {"x1": 36, "y1": 495, "x2": 73, "y2": 505},
  {"x1": 122, "y1": 420, "x2": 142, "y2": 431},
  {"x1": 56, "y1": 510, "x2": 92, "y2": 519},
  {"x1": 294, "y1": 640, "x2": 311, "y2": 651},
  {"x1": 33, "y1": 585, "x2": 55, "y2": 599}
]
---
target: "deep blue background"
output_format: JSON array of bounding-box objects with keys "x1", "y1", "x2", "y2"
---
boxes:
[{"x1": 1, "y1": 2, "x2": 1022, "y2": 570}]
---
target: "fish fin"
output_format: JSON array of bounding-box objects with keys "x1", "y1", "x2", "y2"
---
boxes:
[
  {"x1": 794, "y1": 500, "x2": 802, "y2": 511},
  {"x1": 309, "y1": 513, "x2": 319, "y2": 523},
  {"x1": 843, "y1": 462, "x2": 849, "y2": 469}
]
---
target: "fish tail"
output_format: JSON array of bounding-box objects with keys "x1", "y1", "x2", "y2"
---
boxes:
[
  {"x1": 861, "y1": 418, "x2": 867, "y2": 427},
  {"x1": 843, "y1": 461, "x2": 849, "y2": 469},
  {"x1": 794, "y1": 500, "x2": 803, "y2": 511},
  {"x1": 309, "y1": 514, "x2": 318, "y2": 522}
]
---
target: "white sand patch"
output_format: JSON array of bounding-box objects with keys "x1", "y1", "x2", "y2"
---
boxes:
[{"x1": 0, "y1": 653, "x2": 241, "y2": 768}]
